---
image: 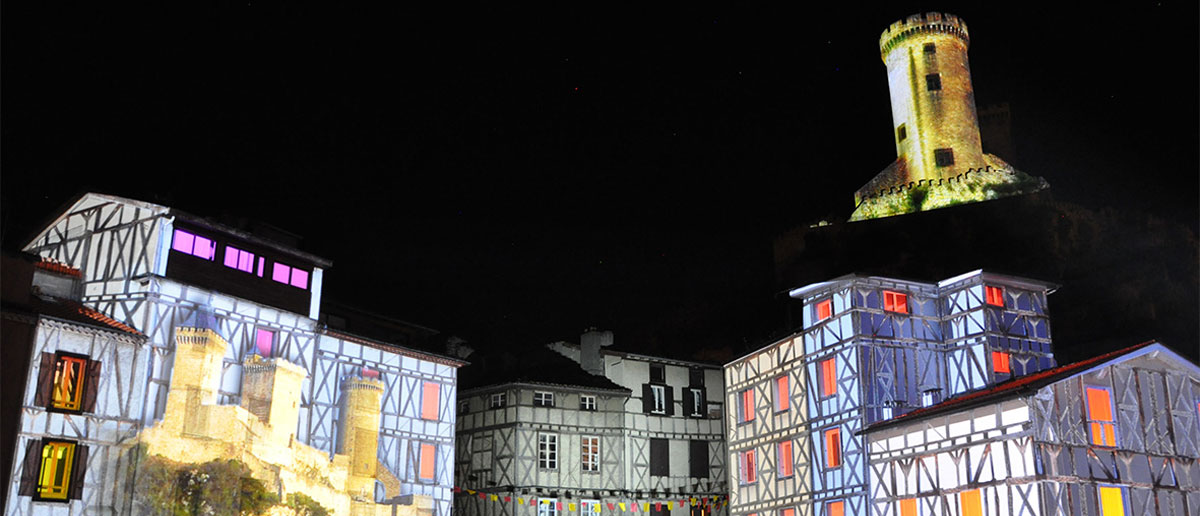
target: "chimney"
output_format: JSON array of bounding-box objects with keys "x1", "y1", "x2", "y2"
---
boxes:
[{"x1": 580, "y1": 329, "x2": 613, "y2": 376}]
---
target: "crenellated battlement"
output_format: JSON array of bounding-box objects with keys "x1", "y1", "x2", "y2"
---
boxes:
[{"x1": 879, "y1": 12, "x2": 969, "y2": 58}]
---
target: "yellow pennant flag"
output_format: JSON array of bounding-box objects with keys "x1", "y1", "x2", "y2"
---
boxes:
[
  {"x1": 491, "y1": 495, "x2": 499, "y2": 501},
  {"x1": 643, "y1": 503, "x2": 650, "y2": 512},
  {"x1": 467, "y1": 490, "x2": 476, "y2": 495},
  {"x1": 619, "y1": 503, "x2": 626, "y2": 512},
  {"x1": 593, "y1": 504, "x2": 601, "y2": 513},
  {"x1": 517, "y1": 498, "x2": 524, "y2": 505},
  {"x1": 569, "y1": 504, "x2": 576, "y2": 512},
  {"x1": 667, "y1": 502, "x2": 673, "y2": 511}
]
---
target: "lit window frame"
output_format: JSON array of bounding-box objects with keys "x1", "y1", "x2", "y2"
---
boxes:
[
  {"x1": 1086, "y1": 385, "x2": 1119, "y2": 448},
  {"x1": 271, "y1": 261, "x2": 310, "y2": 290},
  {"x1": 420, "y1": 381, "x2": 441, "y2": 421},
  {"x1": 170, "y1": 229, "x2": 216, "y2": 261},
  {"x1": 538, "y1": 433, "x2": 558, "y2": 470},
  {"x1": 34, "y1": 439, "x2": 77, "y2": 502},
  {"x1": 777, "y1": 439, "x2": 794, "y2": 479},
  {"x1": 418, "y1": 442, "x2": 436, "y2": 482},
  {"x1": 688, "y1": 387, "x2": 705, "y2": 417},
  {"x1": 49, "y1": 353, "x2": 89, "y2": 413},
  {"x1": 883, "y1": 290, "x2": 909, "y2": 314},
  {"x1": 580, "y1": 394, "x2": 597, "y2": 411},
  {"x1": 825, "y1": 500, "x2": 845, "y2": 516},
  {"x1": 581, "y1": 435, "x2": 600, "y2": 473},
  {"x1": 533, "y1": 391, "x2": 555, "y2": 407},
  {"x1": 1097, "y1": 484, "x2": 1127, "y2": 516},
  {"x1": 773, "y1": 375, "x2": 789, "y2": 412},
  {"x1": 650, "y1": 385, "x2": 667, "y2": 414},
  {"x1": 818, "y1": 358, "x2": 837, "y2": 399},
  {"x1": 985, "y1": 285, "x2": 1004, "y2": 307},
  {"x1": 815, "y1": 299, "x2": 833, "y2": 322},
  {"x1": 738, "y1": 388, "x2": 755, "y2": 424},
  {"x1": 739, "y1": 449, "x2": 756, "y2": 484},
  {"x1": 490, "y1": 392, "x2": 507, "y2": 409},
  {"x1": 959, "y1": 489, "x2": 982, "y2": 516},
  {"x1": 222, "y1": 245, "x2": 257, "y2": 274},
  {"x1": 898, "y1": 498, "x2": 919, "y2": 516},
  {"x1": 992, "y1": 351, "x2": 1011, "y2": 374},
  {"x1": 823, "y1": 427, "x2": 842, "y2": 469}
]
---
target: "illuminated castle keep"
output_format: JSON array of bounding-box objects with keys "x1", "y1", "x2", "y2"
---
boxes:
[{"x1": 851, "y1": 13, "x2": 1048, "y2": 221}]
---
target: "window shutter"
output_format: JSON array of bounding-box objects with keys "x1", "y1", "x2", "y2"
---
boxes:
[
  {"x1": 641, "y1": 384, "x2": 654, "y2": 413},
  {"x1": 18, "y1": 439, "x2": 42, "y2": 496},
  {"x1": 68, "y1": 444, "x2": 89, "y2": 500},
  {"x1": 689, "y1": 440, "x2": 709, "y2": 478},
  {"x1": 649, "y1": 438, "x2": 669, "y2": 476},
  {"x1": 697, "y1": 389, "x2": 707, "y2": 417},
  {"x1": 663, "y1": 386, "x2": 675, "y2": 416},
  {"x1": 34, "y1": 353, "x2": 56, "y2": 407},
  {"x1": 82, "y1": 360, "x2": 103, "y2": 413}
]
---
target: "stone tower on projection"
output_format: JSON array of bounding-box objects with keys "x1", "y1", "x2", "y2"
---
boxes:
[{"x1": 850, "y1": 13, "x2": 1047, "y2": 221}]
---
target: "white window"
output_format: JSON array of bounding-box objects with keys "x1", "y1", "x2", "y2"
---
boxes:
[
  {"x1": 580, "y1": 499, "x2": 601, "y2": 516},
  {"x1": 490, "y1": 393, "x2": 506, "y2": 409},
  {"x1": 581, "y1": 435, "x2": 600, "y2": 472},
  {"x1": 539, "y1": 498, "x2": 559, "y2": 516},
  {"x1": 580, "y1": 394, "x2": 597, "y2": 411},
  {"x1": 650, "y1": 385, "x2": 666, "y2": 414},
  {"x1": 689, "y1": 387, "x2": 704, "y2": 416},
  {"x1": 538, "y1": 433, "x2": 558, "y2": 469},
  {"x1": 534, "y1": 391, "x2": 555, "y2": 407}
]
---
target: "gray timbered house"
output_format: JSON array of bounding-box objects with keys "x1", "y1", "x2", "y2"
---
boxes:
[{"x1": 456, "y1": 330, "x2": 727, "y2": 516}]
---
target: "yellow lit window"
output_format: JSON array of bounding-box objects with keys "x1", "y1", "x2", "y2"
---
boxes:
[
  {"x1": 52, "y1": 356, "x2": 87, "y2": 411},
  {"x1": 1098, "y1": 485, "x2": 1126, "y2": 516},
  {"x1": 38, "y1": 441, "x2": 75, "y2": 501}
]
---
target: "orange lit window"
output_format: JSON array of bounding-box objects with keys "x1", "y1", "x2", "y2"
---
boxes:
[
  {"x1": 826, "y1": 500, "x2": 844, "y2": 516},
  {"x1": 419, "y1": 443, "x2": 436, "y2": 481},
  {"x1": 777, "y1": 440, "x2": 793, "y2": 478},
  {"x1": 1086, "y1": 386, "x2": 1117, "y2": 447},
  {"x1": 816, "y1": 299, "x2": 832, "y2": 321},
  {"x1": 52, "y1": 356, "x2": 88, "y2": 412},
  {"x1": 780, "y1": 508, "x2": 794, "y2": 516},
  {"x1": 1098, "y1": 485, "x2": 1125, "y2": 516},
  {"x1": 898, "y1": 498, "x2": 918, "y2": 516},
  {"x1": 883, "y1": 291, "x2": 908, "y2": 313},
  {"x1": 740, "y1": 388, "x2": 755, "y2": 423},
  {"x1": 421, "y1": 381, "x2": 440, "y2": 421},
  {"x1": 740, "y1": 450, "x2": 756, "y2": 483},
  {"x1": 823, "y1": 428, "x2": 841, "y2": 468},
  {"x1": 960, "y1": 489, "x2": 981, "y2": 516},
  {"x1": 774, "y1": 376, "x2": 789, "y2": 412},
  {"x1": 819, "y1": 358, "x2": 837, "y2": 398},
  {"x1": 992, "y1": 351, "x2": 1011, "y2": 374},
  {"x1": 985, "y1": 285, "x2": 1004, "y2": 306}
]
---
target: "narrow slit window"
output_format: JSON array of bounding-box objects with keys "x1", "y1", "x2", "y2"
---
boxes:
[
  {"x1": 777, "y1": 440, "x2": 793, "y2": 478},
  {"x1": 897, "y1": 124, "x2": 907, "y2": 142},
  {"x1": 740, "y1": 388, "x2": 755, "y2": 423},
  {"x1": 774, "y1": 375, "x2": 789, "y2": 412},
  {"x1": 1086, "y1": 386, "x2": 1118, "y2": 447},
  {"x1": 926, "y1": 73, "x2": 942, "y2": 91},
  {"x1": 823, "y1": 427, "x2": 842, "y2": 468},
  {"x1": 819, "y1": 358, "x2": 837, "y2": 398},
  {"x1": 923, "y1": 43, "x2": 937, "y2": 54}
]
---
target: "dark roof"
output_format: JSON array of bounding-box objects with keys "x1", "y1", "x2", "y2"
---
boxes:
[
  {"x1": 458, "y1": 346, "x2": 629, "y2": 393},
  {"x1": 862, "y1": 340, "x2": 1157, "y2": 434}
]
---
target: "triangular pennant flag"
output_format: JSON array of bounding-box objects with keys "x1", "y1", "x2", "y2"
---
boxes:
[
  {"x1": 518, "y1": 498, "x2": 524, "y2": 505},
  {"x1": 655, "y1": 503, "x2": 662, "y2": 512},
  {"x1": 491, "y1": 495, "x2": 499, "y2": 501},
  {"x1": 667, "y1": 502, "x2": 673, "y2": 510},
  {"x1": 643, "y1": 503, "x2": 650, "y2": 512},
  {"x1": 478, "y1": 493, "x2": 486, "y2": 500},
  {"x1": 505, "y1": 496, "x2": 512, "y2": 503},
  {"x1": 557, "y1": 502, "x2": 563, "y2": 511},
  {"x1": 619, "y1": 503, "x2": 627, "y2": 512},
  {"x1": 607, "y1": 503, "x2": 615, "y2": 511},
  {"x1": 569, "y1": 504, "x2": 577, "y2": 512},
  {"x1": 594, "y1": 504, "x2": 602, "y2": 513},
  {"x1": 454, "y1": 486, "x2": 462, "y2": 494},
  {"x1": 467, "y1": 490, "x2": 476, "y2": 495}
]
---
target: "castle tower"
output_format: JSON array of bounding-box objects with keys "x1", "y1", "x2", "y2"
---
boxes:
[
  {"x1": 240, "y1": 355, "x2": 308, "y2": 442},
  {"x1": 163, "y1": 327, "x2": 228, "y2": 435},
  {"x1": 880, "y1": 12, "x2": 985, "y2": 184},
  {"x1": 337, "y1": 370, "x2": 384, "y2": 503}
]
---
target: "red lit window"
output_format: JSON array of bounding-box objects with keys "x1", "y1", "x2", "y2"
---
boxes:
[
  {"x1": 37, "y1": 353, "x2": 100, "y2": 415},
  {"x1": 985, "y1": 285, "x2": 1004, "y2": 306},
  {"x1": 898, "y1": 498, "x2": 918, "y2": 516},
  {"x1": 780, "y1": 509, "x2": 794, "y2": 516},
  {"x1": 819, "y1": 358, "x2": 837, "y2": 398},
  {"x1": 777, "y1": 440, "x2": 793, "y2": 478},
  {"x1": 774, "y1": 375, "x2": 789, "y2": 412},
  {"x1": 740, "y1": 449, "x2": 756, "y2": 483},
  {"x1": 740, "y1": 389, "x2": 755, "y2": 423},
  {"x1": 823, "y1": 428, "x2": 841, "y2": 468},
  {"x1": 419, "y1": 443, "x2": 436, "y2": 481},
  {"x1": 222, "y1": 246, "x2": 256, "y2": 273},
  {"x1": 816, "y1": 299, "x2": 833, "y2": 321},
  {"x1": 883, "y1": 290, "x2": 908, "y2": 313},
  {"x1": 960, "y1": 489, "x2": 982, "y2": 516},
  {"x1": 421, "y1": 381, "x2": 440, "y2": 421},
  {"x1": 1086, "y1": 386, "x2": 1117, "y2": 447},
  {"x1": 992, "y1": 351, "x2": 1011, "y2": 374},
  {"x1": 826, "y1": 500, "x2": 844, "y2": 516}
]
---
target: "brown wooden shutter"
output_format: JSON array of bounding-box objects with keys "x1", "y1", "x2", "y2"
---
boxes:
[
  {"x1": 649, "y1": 438, "x2": 669, "y2": 476},
  {"x1": 663, "y1": 386, "x2": 675, "y2": 416},
  {"x1": 641, "y1": 384, "x2": 654, "y2": 413},
  {"x1": 34, "y1": 353, "x2": 56, "y2": 407},
  {"x1": 17, "y1": 439, "x2": 42, "y2": 497},
  {"x1": 81, "y1": 360, "x2": 102, "y2": 413},
  {"x1": 68, "y1": 444, "x2": 89, "y2": 500}
]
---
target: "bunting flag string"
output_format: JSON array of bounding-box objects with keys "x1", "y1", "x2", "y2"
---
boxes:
[{"x1": 453, "y1": 486, "x2": 730, "y2": 512}]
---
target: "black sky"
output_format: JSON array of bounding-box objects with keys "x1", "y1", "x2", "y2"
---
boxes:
[{"x1": 3, "y1": 3, "x2": 1197, "y2": 357}]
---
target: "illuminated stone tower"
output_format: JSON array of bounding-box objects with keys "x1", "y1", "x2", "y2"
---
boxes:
[
  {"x1": 881, "y1": 12, "x2": 984, "y2": 183},
  {"x1": 162, "y1": 327, "x2": 228, "y2": 436},
  {"x1": 338, "y1": 371, "x2": 384, "y2": 503},
  {"x1": 240, "y1": 355, "x2": 307, "y2": 442}
]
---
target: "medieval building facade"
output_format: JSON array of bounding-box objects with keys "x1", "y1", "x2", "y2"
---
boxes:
[
  {"x1": 455, "y1": 330, "x2": 727, "y2": 516},
  {"x1": 725, "y1": 270, "x2": 1057, "y2": 516},
  {"x1": 5, "y1": 193, "x2": 465, "y2": 516}
]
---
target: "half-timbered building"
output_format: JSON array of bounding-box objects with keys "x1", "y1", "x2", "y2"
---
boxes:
[
  {"x1": 863, "y1": 341, "x2": 1200, "y2": 516},
  {"x1": 725, "y1": 271, "x2": 1057, "y2": 516},
  {"x1": 456, "y1": 329, "x2": 727, "y2": 516},
  {"x1": 7, "y1": 193, "x2": 465, "y2": 515}
]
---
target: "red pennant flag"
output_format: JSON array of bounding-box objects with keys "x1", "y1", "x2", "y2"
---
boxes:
[
  {"x1": 505, "y1": 496, "x2": 512, "y2": 503},
  {"x1": 655, "y1": 503, "x2": 662, "y2": 511},
  {"x1": 478, "y1": 493, "x2": 486, "y2": 500},
  {"x1": 453, "y1": 486, "x2": 462, "y2": 494},
  {"x1": 607, "y1": 503, "x2": 615, "y2": 511},
  {"x1": 557, "y1": 502, "x2": 563, "y2": 511}
]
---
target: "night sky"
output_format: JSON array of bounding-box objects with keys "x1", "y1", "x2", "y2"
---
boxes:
[{"x1": 3, "y1": 3, "x2": 1197, "y2": 360}]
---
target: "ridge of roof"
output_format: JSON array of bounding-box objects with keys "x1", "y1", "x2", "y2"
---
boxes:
[{"x1": 861, "y1": 340, "x2": 1159, "y2": 434}]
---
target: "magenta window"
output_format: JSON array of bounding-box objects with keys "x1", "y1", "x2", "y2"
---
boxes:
[
  {"x1": 255, "y1": 328, "x2": 274, "y2": 356},
  {"x1": 171, "y1": 229, "x2": 215, "y2": 260},
  {"x1": 223, "y1": 246, "x2": 256, "y2": 273},
  {"x1": 257, "y1": 257, "x2": 265, "y2": 277},
  {"x1": 272, "y1": 262, "x2": 309, "y2": 290}
]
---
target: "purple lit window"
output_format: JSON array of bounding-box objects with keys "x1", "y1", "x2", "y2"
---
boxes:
[
  {"x1": 223, "y1": 246, "x2": 256, "y2": 273},
  {"x1": 271, "y1": 262, "x2": 309, "y2": 290},
  {"x1": 255, "y1": 328, "x2": 274, "y2": 357},
  {"x1": 257, "y1": 257, "x2": 265, "y2": 277},
  {"x1": 171, "y1": 229, "x2": 215, "y2": 260}
]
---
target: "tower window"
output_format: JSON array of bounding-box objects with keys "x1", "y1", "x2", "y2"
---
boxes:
[
  {"x1": 934, "y1": 148, "x2": 955, "y2": 167},
  {"x1": 897, "y1": 124, "x2": 907, "y2": 142},
  {"x1": 923, "y1": 43, "x2": 936, "y2": 54},
  {"x1": 925, "y1": 73, "x2": 942, "y2": 91}
]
